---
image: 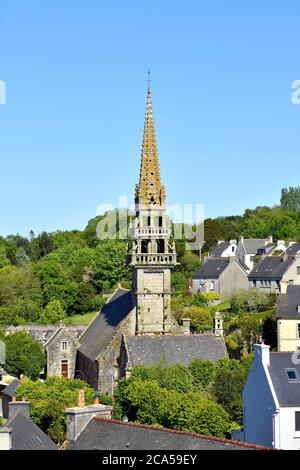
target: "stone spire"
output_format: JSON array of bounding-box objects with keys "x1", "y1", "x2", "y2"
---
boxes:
[{"x1": 135, "y1": 86, "x2": 166, "y2": 208}]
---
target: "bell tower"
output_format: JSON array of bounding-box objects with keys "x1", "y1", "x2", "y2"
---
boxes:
[{"x1": 130, "y1": 82, "x2": 177, "y2": 335}]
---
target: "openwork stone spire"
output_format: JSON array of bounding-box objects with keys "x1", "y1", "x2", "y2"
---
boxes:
[{"x1": 135, "y1": 87, "x2": 166, "y2": 208}]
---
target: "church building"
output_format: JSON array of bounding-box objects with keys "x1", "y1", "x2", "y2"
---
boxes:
[{"x1": 45, "y1": 84, "x2": 227, "y2": 392}]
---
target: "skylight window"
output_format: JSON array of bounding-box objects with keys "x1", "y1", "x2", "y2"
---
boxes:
[{"x1": 286, "y1": 369, "x2": 299, "y2": 381}]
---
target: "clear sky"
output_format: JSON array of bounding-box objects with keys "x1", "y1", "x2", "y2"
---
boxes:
[{"x1": 1, "y1": 1, "x2": 300, "y2": 237}]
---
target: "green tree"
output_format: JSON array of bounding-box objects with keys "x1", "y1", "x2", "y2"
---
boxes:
[
  {"x1": 39, "y1": 300, "x2": 66, "y2": 324},
  {"x1": 34, "y1": 254, "x2": 76, "y2": 310},
  {"x1": 189, "y1": 359, "x2": 216, "y2": 390},
  {"x1": 3, "y1": 331, "x2": 45, "y2": 379},
  {"x1": 15, "y1": 247, "x2": 30, "y2": 267},
  {"x1": 92, "y1": 239, "x2": 131, "y2": 291},
  {"x1": 0, "y1": 245, "x2": 9, "y2": 268},
  {"x1": 183, "y1": 306, "x2": 213, "y2": 332},
  {"x1": 203, "y1": 219, "x2": 226, "y2": 251},
  {"x1": 212, "y1": 358, "x2": 248, "y2": 424},
  {"x1": 280, "y1": 186, "x2": 300, "y2": 212},
  {"x1": 0, "y1": 266, "x2": 42, "y2": 324},
  {"x1": 15, "y1": 377, "x2": 98, "y2": 444}
]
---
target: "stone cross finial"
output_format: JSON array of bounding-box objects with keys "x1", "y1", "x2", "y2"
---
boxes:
[{"x1": 78, "y1": 389, "x2": 85, "y2": 408}]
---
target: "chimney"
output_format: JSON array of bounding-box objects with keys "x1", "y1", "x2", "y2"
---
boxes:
[
  {"x1": 0, "y1": 427, "x2": 12, "y2": 451},
  {"x1": 182, "y1": 318, "x2": 190, "y2": 335},
  {"x1": 254, "y1": 343, "x2": 270, "y2": 366},
  {"x1": 65, "y1": 390, "x2": 113, "y2": 444},
  {"x1": 267, "y1": 235, "x2": 273, "y2": 244},
  {"x1": 8, "y1": 400, "x2": 30, "y2": 420}
]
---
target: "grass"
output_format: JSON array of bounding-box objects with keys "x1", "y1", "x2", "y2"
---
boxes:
[
  {"x1": 64, "y1": 311, "x2": 98, "y2": 325},
  {"x1": 208, "y1": 300, "x2": 230, "y2": 312}
]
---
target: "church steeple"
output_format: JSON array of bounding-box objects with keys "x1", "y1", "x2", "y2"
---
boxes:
[
  {"x1": 135, "y1": 85, "x2": 166, "y2": 208},
  {"x1": 129, "y1": 79, "x2": 177, "y2": 335}
]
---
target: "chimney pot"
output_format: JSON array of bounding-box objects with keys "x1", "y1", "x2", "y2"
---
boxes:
[{"x1": 12, "y1": 396, "x2": 16, "y2": 402}]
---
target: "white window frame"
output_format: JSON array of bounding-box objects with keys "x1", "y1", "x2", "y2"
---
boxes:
[{"x1": 61, "y1": 341, "x2": 68, "y2": 352}]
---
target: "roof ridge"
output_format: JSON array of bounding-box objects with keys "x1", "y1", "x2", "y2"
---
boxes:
[{"x1": 92, "y1": 417, "x2": 274, "y2": 450}]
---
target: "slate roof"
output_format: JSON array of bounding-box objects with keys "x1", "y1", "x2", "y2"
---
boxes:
[
  {"x1": 277, "y1": 285, "x2": 300, "y2": 318},
  {"x1": 268, "y1": 352, "x2": 300, "y2": 407},
  {"x1": 210, "y1": 242, "x2": 230, "y2": 257},
  {"x1": 70, "y1": 417, "x2": 268, "y2": 450},
  {"x1": 5, "y1": 410, "x2": 57, "y2": 450},
  {"x1": 192, "y1": 258, "x2": 230, "y2": 279},
  {"x1": 243, "y1": 238, "x2": 269, "y2": 254},
  {"x1": 1, "y1": 379, "x2": 20, "y2": 398},
  {"x1": 286, "y1": 243, "x2": 300, "y2": 256},
  {"x1": 125, "y1": 334, "x2": 227, "y2": 368},
  {"x1": 78, "y1": 288, "x2": 134, "y2": 360},
  {"x1": 257, "y1": 243, "x2": 276, "y2": 255},
  {"x1": 248, "y1": 256, "x2": 295, "y2": 279}
]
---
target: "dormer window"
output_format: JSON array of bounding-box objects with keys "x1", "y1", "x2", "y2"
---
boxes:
[{"x1": 286, "y1": 369, "x2": 299, "y2": 381}]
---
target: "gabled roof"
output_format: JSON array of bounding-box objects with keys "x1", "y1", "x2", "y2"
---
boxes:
[
  {"x1": 6, "y1": 410, "x2": 57, "y2": 450},
  {"x1": 2, "y1": 379, "x2": 20, "y2": 398},
  {"x1": 192, "y1": 258, "x2": 230, "y2": 279},
  {"x1": 210, "y1": 242, "x2": 230, "y2": 257},
  {"x1": 248, "y1": 256, "x2": 295, "y2": 279},
  {"x1": 78, "y1": 288, "x2": 134, "y2": 360},
  {"x1": 277, "y1": 285, "x2": 300, "y2": 318},
  {"x1": 268, "y1": 352, "x2": 300, "y2": 407},
  {"x1": 125, "y1": 334, "x2": 227, "y2": 368},
  {"x1": 70, "y1": 417, "x2": 271, "y2": 450},
  {"x1": 192, "y1": 257, "x2": 246, "y2": 279},
  {"x1": 286, "y1": 243, "x2": 300, "y2": 256},
  {"x1": 242, "y1": 238, "x2": 269, "y2": 254}
]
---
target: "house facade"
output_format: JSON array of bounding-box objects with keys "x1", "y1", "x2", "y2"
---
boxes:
[
  {"x1": 191, "y1": 257, "x2": 249, "y2": 298},
  {"x1": 236, "y1": 236, "x2": 274, "y2": 271},
  {"x1": 209, "y1": 240, "x2": 237, "y2": 258},
  {"x1": 277, "y1": 285, "x2": 300, "y2": 352},
  {"x1": 240, "y1": 343, "x2": 300, "y2": 450},
  {"x1": 248, "y1": 255, "x2": 300, "y2": 294}
]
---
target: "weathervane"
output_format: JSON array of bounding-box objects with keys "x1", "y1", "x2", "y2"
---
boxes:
[{"x1": 147, "y1": 70, "x2": 152, "y2": 90}]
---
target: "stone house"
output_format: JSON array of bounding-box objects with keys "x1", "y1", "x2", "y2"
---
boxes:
[
  {"x1": 191, "y1": 257, "x2": 249, "y2": 298},
  {"x1": 44, "y1": 326, "x2": 83, "y2": 379}
]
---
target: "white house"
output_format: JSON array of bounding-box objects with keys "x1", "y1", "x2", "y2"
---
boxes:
[
  {"x1": 239, "y1": 343, "x2": 300, "y2": 450},
  {"x1": 209, "y1": 240, "x2": 237, "y2": 258},
  {"x1": 236, "y1": 236, "x2": 286, "y2": 271}
]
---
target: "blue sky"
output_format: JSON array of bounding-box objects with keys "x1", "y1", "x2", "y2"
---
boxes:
[{"x1": 1, "y1": 1, "x2": 300, "y2": 236}]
